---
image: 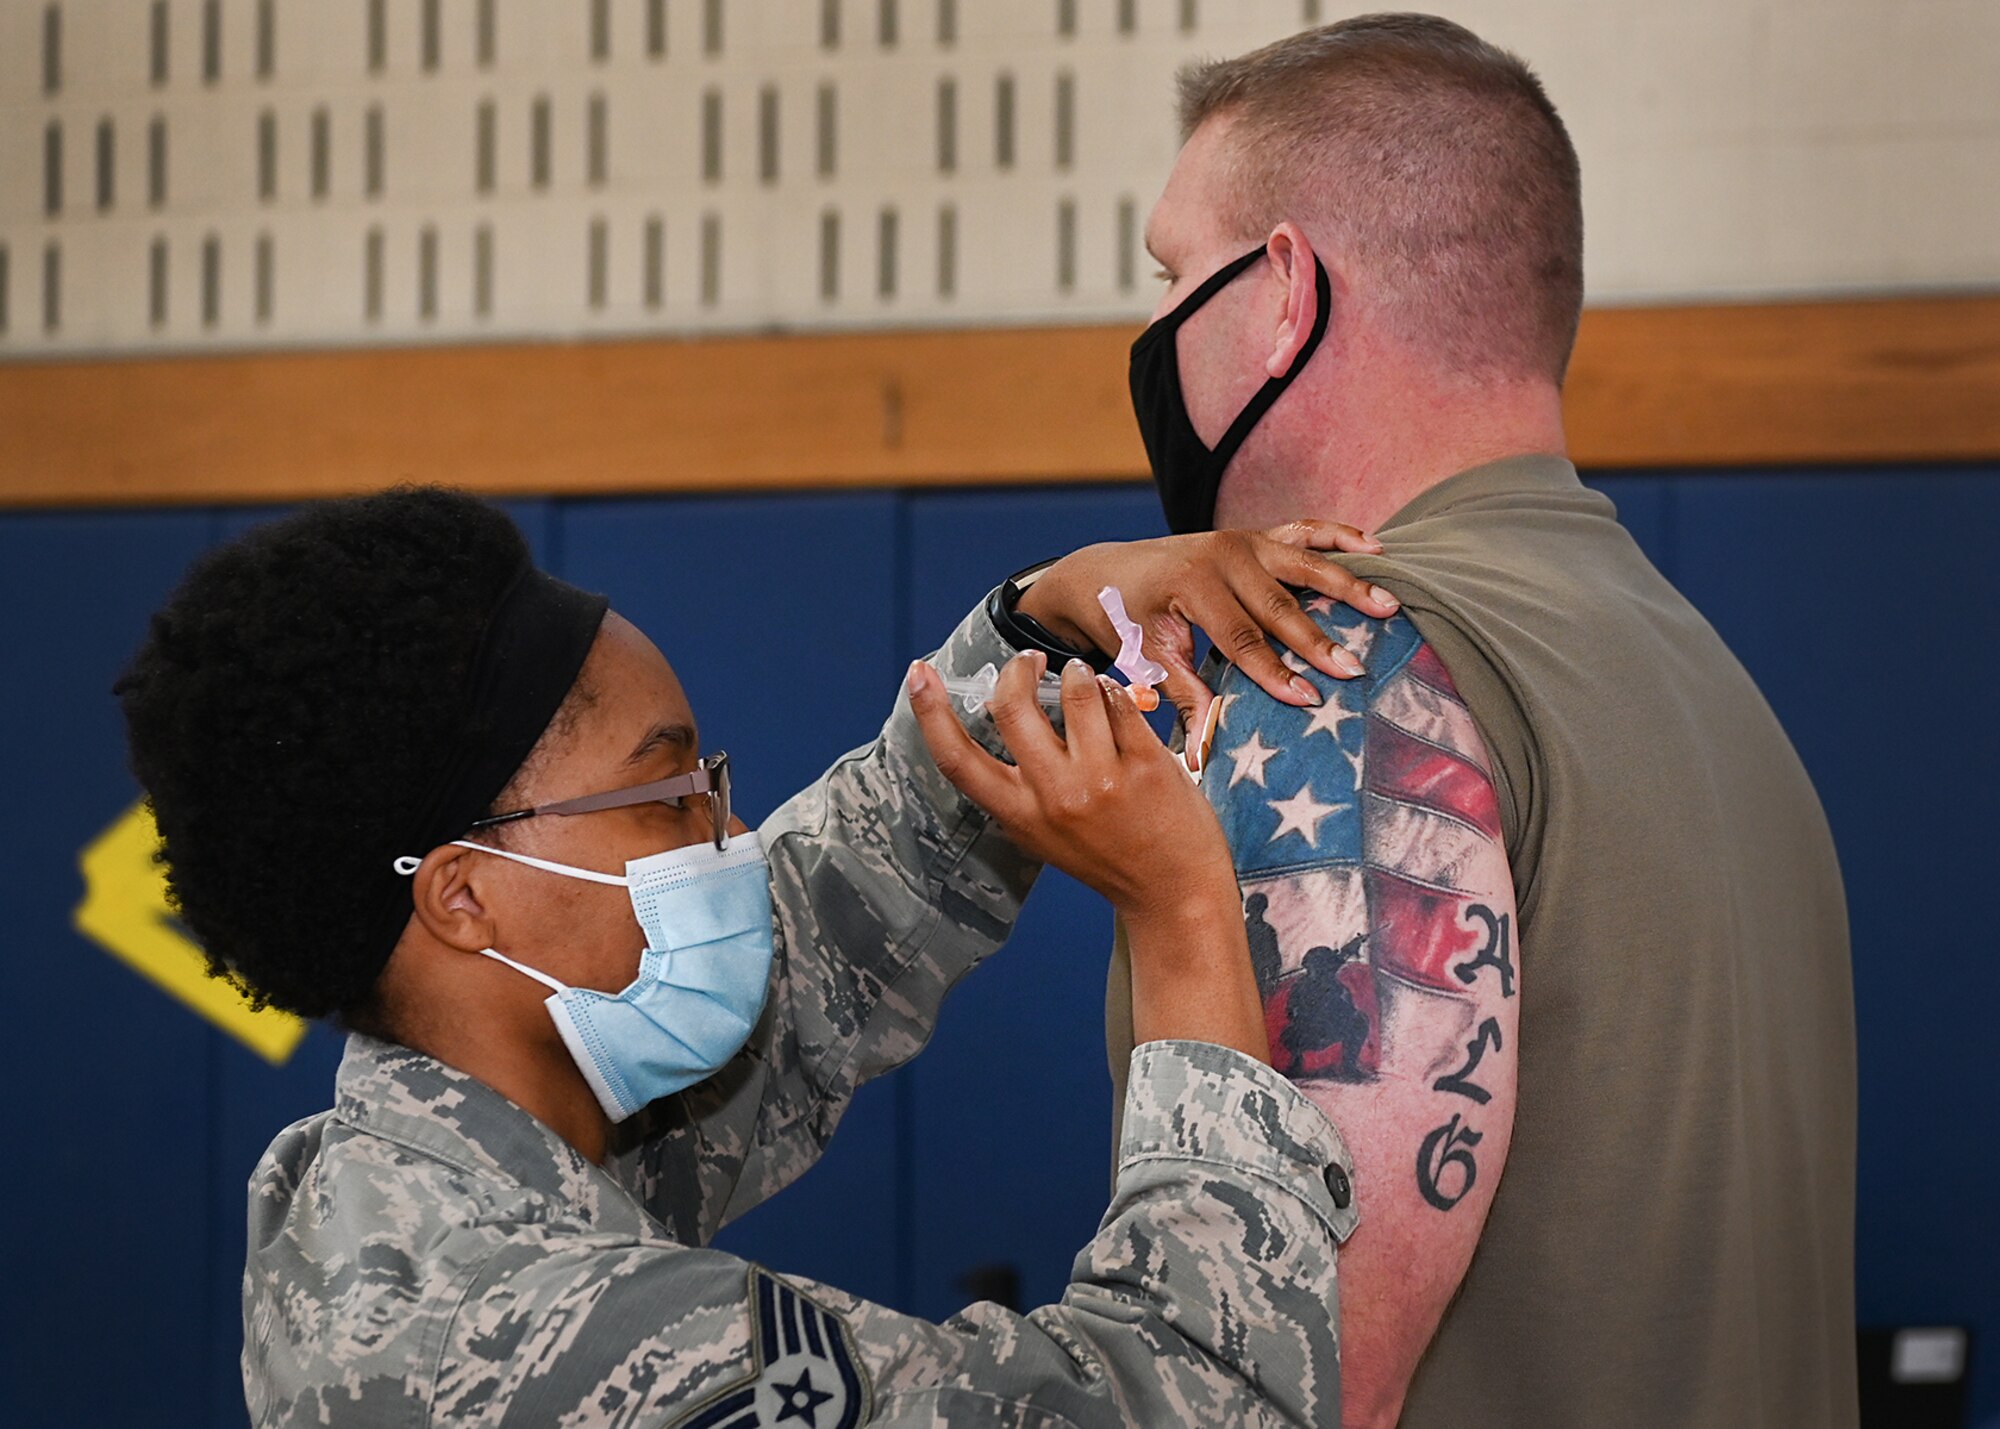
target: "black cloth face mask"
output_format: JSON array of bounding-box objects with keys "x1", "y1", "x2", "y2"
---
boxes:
[{"x1": 1128, "y1": 246, "x2": 1332, "y2": 533}]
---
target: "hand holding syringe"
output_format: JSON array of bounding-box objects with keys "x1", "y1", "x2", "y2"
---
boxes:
[
  {"x1": 936, "y1": 585, "x2": 1224, "y2": 781},
  {"x1": 941, "y1": 661, "x2": 1069, "y2": 713},
  {"x1": 941, "y1": 585, "x2": 1168, "y2": 713}
]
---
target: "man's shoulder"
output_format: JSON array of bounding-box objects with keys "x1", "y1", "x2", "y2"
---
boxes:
[
  {"x1": 1211, "y1": 601, "x2": 1470, "y2": 754},
  {"x1": 1206, "y1": 608, "x2": 1415, "y2": 873},
  {"x1": 1206, "y1": 604, "x2": 1504, "y2": 878}
]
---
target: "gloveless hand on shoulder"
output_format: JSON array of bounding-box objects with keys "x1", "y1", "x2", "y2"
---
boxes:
[{"x1": 1015, "y1": 519, "x2": 1401, "y2": 724}]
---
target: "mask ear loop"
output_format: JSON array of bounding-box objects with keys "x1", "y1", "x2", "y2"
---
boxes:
[
  {"x1": 389, "y1": 842, "x2": 632, "y2": 887},
  {"x1": 1146, "y1": 245, "x2": 1270, "y2": 337},
  {"x1": 385, "y1": 851, "x2": 582, "y2": 995},
  {"x1": 473, "y1": 945, "x2": 571, "y2": 996},
  {"x1": 1205, "y1": 255, "x2": 1333, "y2": 466}
]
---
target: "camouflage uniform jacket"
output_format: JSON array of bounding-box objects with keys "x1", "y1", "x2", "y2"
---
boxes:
[{"x1": 243, "y1": 601, "x2": 1361, "y2": 1428}]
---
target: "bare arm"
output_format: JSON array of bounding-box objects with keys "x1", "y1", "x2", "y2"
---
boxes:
[{"x1": 1203, "y1": 605, "x2": 1518, "y2": 1428}]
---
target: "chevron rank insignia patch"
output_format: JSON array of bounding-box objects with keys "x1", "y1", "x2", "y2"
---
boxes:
[{"x1": 673, "y1": 1269, "x2": 872, "y2": 1429}]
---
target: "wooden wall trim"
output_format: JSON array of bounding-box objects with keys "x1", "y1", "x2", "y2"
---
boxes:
[
  {"x1": 4, "y1": 294, "x2": 1997, "y2": 508},
  {"x1": 1563, "y1": 294, "x2": 2000, "y2": 470}
]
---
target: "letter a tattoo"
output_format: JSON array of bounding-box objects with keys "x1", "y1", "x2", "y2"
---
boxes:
[{"x1": 1453, "y1": 904, "x2": 1516, "y2": 998}]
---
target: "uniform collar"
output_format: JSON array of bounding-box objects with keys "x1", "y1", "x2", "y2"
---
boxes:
[
  {"x1": 333, "y1": 1033, "x2": 655, "y2": 1235},
  {"x1": 1379, "y1": 453, "x2": 1583, "y2": 532}
]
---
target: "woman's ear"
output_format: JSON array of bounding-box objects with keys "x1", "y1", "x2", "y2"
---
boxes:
[
  {"x1": 407, "y1": 844, "x2": 498, "y2": 954},
  {"x1": 1264, "y1": 223, "x2": 1324, "y2": 380}
]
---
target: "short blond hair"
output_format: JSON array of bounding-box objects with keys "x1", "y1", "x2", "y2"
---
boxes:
[{"x1": 1179, "y1": 14, "x2": 1583, "y2": 383}]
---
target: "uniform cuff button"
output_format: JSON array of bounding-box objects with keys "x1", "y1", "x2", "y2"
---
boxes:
[{"x1": 1324, "y1": 1163, "x2": 1353, "y2": 1209}]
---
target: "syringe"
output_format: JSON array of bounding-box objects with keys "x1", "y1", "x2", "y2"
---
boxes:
[
  {"x1": 940, "y1": 662, "x2": 1068, "y2": 713},
  {"x1": 940, "y1": 584, "x2": 1170, "y2": 715},
  {"x1": 1099, "y1": 585, "x2": 1166, "y2": 711}
]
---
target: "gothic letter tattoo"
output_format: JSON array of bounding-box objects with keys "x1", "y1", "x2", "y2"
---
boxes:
[{"x1": 1431, "y1": 1017, "x2": 1503, "y2": 1106}]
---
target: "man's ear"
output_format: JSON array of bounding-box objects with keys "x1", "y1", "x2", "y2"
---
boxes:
[
  {"x1": 1264, "y1": 223, "x2": 1324, "y2": 380},
  {"x1": 408, "y1": 844, "x2": 499, "y2": 954}
]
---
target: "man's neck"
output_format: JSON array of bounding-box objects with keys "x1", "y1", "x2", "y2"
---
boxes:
[{"x1": 1220, "y1": 364, "x2": 1568, "y2": 534}]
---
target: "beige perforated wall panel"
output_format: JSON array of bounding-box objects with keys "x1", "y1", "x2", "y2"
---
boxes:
[{"x1": 1, "y1": 0, "x2": 1995, "y2": 355}]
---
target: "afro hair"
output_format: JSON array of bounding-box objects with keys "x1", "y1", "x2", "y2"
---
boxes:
[{"x1": 115, "y1": 485, "x2": 530, "y2": 1022}]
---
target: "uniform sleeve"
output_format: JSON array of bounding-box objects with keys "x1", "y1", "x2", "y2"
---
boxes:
[
  {"x1": 434, "y1": 1042, "x2": 1356, "y2": 1429},
  {"x1": 613, "y1": 597, "x2": 1044, "y2": 1242}
]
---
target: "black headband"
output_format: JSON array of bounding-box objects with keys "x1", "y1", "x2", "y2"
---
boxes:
[{"x1": 364, "y1": 561, "x2": 610, "y2": 974}]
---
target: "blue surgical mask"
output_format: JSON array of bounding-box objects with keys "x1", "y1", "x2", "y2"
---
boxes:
[{"x1": 412, "y1": 831, "x2": 776, "y2": 1122}]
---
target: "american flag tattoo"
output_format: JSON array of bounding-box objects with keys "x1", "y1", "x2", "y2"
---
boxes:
[{"x1": 1205, "y1": 603, "x2": 1510, "y2": 1092}]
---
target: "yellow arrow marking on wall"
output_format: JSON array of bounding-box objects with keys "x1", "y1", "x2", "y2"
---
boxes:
[{"x1": 74, "y1": 801, "x2": 307, "y2": 1065}]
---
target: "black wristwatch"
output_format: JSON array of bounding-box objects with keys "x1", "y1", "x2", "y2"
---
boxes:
[{"x1": 985, "y1": 559, "x2": 1115, "y2": 674}]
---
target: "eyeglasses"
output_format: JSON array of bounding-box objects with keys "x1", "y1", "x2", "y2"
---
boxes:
[{"x1": 465, "y1": 751, "x2": 733, "y2": 850}]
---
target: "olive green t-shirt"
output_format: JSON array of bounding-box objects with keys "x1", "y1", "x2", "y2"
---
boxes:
[{"x1": 1106, "y1": 456, "x2": 1858, "y2": 1427}]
